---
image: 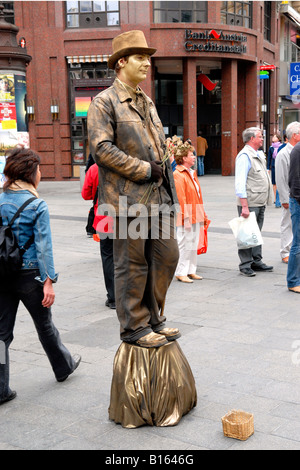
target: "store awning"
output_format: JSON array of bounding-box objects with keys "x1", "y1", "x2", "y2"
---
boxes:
[
  {"x1": 280, "y1": 2, "x2": 300, "y2": 28},
  {"x1": 66, "y1": 54, "x2": 110, "y2": 64}
]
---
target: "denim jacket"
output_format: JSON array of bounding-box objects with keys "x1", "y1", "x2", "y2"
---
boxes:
[{"x1": 0, "y1": 189, "x2": 58, "y2": 283}]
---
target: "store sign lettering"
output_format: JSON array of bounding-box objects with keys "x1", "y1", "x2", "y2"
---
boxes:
[
  {"x1": 290, "y1": 63, "x2": 300, "y2": 103},
  {"x1": 184, "y1": 29, "x2": 247, "y2": 54}
]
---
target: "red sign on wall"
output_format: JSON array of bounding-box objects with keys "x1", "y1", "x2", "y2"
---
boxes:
[{"x1": 259, "y1": 65, "x2": 276, "y2": 71}]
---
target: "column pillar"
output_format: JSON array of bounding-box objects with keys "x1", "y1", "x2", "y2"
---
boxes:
[
  {"x1": 221, "y1": 60, "x2": 238, "y2": 176},
  {"x1": 183, "y1": 58, "x2": 197, "y2": 147}
]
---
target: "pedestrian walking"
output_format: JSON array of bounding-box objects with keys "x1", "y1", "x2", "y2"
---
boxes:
[
  {"x1": 196, "y1": 130, "x2": 208, "y2": 176},
  {"x1": 275, "y1": 122, "x2": 300, "y2": 264},
  {"x1": 267, "y1": 132, "x2": 282, "y2": 208},
  {"x1": 287, "y1": 141, "x2": 300, "y2": 294},
  {"x1": 0, "y1": 147, "x2": 81, "y2": 405},
  {"x1": 81, "y1": 162, "x2": 115, "y2": 309}
]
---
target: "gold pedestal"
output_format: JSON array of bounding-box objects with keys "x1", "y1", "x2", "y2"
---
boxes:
[{"x1": 109, "y1": 341, "x2": 197, "y2": 428}]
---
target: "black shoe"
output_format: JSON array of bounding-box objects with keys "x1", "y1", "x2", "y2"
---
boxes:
[
  {"x1": 57, "y1": 354, "x2": 81, "y2": 383},
  {"x1": 105, "y1": 299, "x2": 116, "y2": 309},
  {"x1": 0, "y1": 390, "x2": 17, "y2": 405},
  {"x1": 251, "y1": 263, "x2": 273, "y2": 272},
  {"x1": 240, "y1": 268, "x2": 256, "y2": 277}
]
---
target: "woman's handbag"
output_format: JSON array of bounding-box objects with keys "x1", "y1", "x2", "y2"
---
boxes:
[
  {"x1": 228, "y1": 212, "x2": 263, "y2": 250},
  {"x1": 197, "y1": 219, "x2": 211, "y2": 255}
]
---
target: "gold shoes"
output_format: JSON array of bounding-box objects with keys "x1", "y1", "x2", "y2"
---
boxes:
[
  {"x1": 188, "y1": 273, "x2": 203, "y2": 280},
  {"x1": 135, "y1": 328, "x2": 182, "y2": 348},
  {"x1": 176, "y1": 275, "x2": 193, "y2": 283},
  {"x1": 176, "y1": 274, "x2": 203, "y2": 282},
  {"x1": 157, "y1": 327, "x2": 181, "y2": 341},
  {"x1": 136, "y1": 332, "x2": 168, "y2": 348}
]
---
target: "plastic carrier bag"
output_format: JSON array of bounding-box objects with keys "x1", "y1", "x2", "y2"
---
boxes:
[{"x1": 228, "y1": 212, "x2": 263, "y2": 250}]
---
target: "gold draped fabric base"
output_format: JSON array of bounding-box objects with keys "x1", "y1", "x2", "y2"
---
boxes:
[{"x1": 109, "y1": 341, "x2": 197, "y2": 428}]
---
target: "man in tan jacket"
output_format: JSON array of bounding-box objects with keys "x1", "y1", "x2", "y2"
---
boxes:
[
  {"x1": 196, "y1": 131, "x2": 208, "y2": 176},
  {"x1": 88, "y1": 31, "x2": 180, "y2": 348}
]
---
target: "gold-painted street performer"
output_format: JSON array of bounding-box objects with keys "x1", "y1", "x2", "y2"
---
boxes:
[{"x1": 87, "y1": 30, "x2": 181, "y2": 348}]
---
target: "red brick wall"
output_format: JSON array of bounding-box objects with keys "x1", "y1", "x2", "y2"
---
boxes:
[{"x1": 12, "y1": 1, "x2": 280, "y2": 179}]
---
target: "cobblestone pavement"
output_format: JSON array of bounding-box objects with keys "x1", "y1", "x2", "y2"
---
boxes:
[{"x1": 1, "y1": 175, "x2": 300, "y2": 450}]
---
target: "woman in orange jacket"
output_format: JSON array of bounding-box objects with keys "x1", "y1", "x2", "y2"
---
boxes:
[{"x1": 173, "y1": 141, "x2": 208, "y2": 283}]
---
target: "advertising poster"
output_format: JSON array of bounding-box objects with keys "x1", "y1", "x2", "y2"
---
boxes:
[
  {"x1": 0, "y1": 72, "x2": 29, "y2": 186},
  {"x1": 0, "y1": 102, "x2": 17, "y2": 129},
  {"x1": 0, "y1": 74, "x2": 15, "y2": 102},
  {"x1": 14, "y1": 74, "x2": 27, "y2": 132}
]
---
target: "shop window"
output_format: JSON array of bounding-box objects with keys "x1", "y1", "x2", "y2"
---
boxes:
[
  {"x1": 220, "y1": 1, "x2": 252, "y2": 28},
  {"x1": 155, "y1": 76, "x2": 183, "y2": 138},
  {"x1": 283, "y1": 21, "x2": 300, "y2": 63},
  {"x1": 2, "y1": 2, "x2": 14, "y2": 24},
  {"x1": 66, "y1": 1, "x2": 119, "y2": 28},
  {"x1": 68, "y1": 62, "x2": 115, "y2": 174},
  {"x1": 153, "y1": 1, "x2": 207, "y2": 23}
]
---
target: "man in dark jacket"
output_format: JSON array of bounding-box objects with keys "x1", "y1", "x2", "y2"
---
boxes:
[
  {"x1": 287, "y1": 141, "x2": 300, "y2": 293},
  {"x1": 88, "y1": 30, "x2": 180, "y2": 347}
]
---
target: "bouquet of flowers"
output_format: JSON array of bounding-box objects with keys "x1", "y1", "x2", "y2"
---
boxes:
[{"x1": 139, "y1": 135, "x2": 190, "y2": 204}]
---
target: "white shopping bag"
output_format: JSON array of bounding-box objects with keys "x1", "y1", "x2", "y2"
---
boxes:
[{"x1": 228, "y1": 212, "x2": 264, "y2": 250}]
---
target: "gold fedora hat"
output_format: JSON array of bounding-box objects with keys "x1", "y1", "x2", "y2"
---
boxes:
[{"x1": 108, "y1": 30, "x2": 156, "y2": 70}]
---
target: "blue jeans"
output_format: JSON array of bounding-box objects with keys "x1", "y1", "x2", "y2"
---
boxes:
[
  {"x1": 197, "y1": 156, "x2": 204, "y2": 176},
  {"x1": 287, "y1": 198, "x2": 300, "y2": 288},
  {"x1": 0, "y1": 269, "x2": 75, "y2": 399},
  {"x1": 275, "y1": 189, "x2": 281, "y2": 208}
]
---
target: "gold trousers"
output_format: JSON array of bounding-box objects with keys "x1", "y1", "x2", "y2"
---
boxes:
[{"x1": 113, "y1": 215, "x2": 179, "y2": 342}]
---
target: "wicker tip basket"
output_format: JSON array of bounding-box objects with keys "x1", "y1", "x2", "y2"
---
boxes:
[{"x1": 222, "y1": 409, "x2": 254, "y2": 441}]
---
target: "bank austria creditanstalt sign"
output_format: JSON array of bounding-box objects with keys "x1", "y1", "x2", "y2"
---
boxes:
[{"x1": 184, "y1": 29, "x2": 247, "y2": 54}]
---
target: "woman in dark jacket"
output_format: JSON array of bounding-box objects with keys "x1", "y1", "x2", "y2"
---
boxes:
[
  {"x1": 267, "y1": 132, "x2": 282, "y2": 208},
  {"x1": 0, "y1": 147, "x2": 81, "y2": 405}
]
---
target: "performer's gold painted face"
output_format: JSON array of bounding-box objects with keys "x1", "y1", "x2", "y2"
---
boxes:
[{"x1": 119, "y1": 54, "x2": 151, "y2": 88}]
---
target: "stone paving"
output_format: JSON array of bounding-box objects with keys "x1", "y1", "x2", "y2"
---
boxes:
[{"x1": 1, "y1": 175, "x2": 300, "y2": 450}]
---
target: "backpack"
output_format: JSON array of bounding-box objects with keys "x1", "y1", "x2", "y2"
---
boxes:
[{"x1": 0, "y1": 197, "x2": 37, "y2": 278}]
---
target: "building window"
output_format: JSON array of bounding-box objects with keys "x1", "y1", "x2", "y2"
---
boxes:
[
  {"x1": 264, "y1": 1, "x2": 271, "y2": 41},
  {"x1": 283, "y1": 21, "x2": 300, "y2": 63},
  {"x1": 153, "y1": 1, "x2": 207, "y2": 23},
  {"x1": 2, "y1": 2, "x2": 14, "y2": 24},
  {"x1": 68, "y1": 62, "x2": 115, "y2": 174},
  {"x1": 220, "y1": 1, "x2": 252, "y2": 28},
  {"x1": 66, "y1": 1, "x2": 119, "y2": 28}
]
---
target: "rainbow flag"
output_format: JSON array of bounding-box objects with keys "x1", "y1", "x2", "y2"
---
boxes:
[{"x1": 75, "y1": 97, "x2": 91, "y2": 117}]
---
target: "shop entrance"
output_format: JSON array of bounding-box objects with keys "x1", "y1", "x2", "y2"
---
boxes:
[
  {"x1": 196, "y1": 68, "x2": 222, "y2": 174},
  {"x1": 154, "y1": 59, "x2": 222, "y2": 173}
]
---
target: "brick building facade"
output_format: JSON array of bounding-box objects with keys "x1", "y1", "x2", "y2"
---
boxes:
[{"x1": 6, "y1": 1, "x2": 282, "y2": 178}]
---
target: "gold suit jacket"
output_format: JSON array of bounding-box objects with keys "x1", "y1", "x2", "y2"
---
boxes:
[{"x1": 87, "y1": 79, "x2": 178, "y2": 216}]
